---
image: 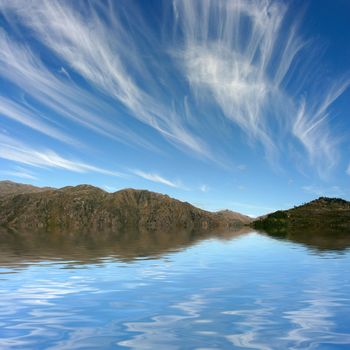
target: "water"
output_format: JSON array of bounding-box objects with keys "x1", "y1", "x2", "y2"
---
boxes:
[{"x1": 1, "y1": 228, "x2": 350, "y2": 349}]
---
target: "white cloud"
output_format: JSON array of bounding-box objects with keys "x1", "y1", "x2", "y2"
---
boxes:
[
  {"x1": 103, "y1": 185, "x2": 117, "y2": 193},
  {"x1": 0, "y1": 0, "x2": 348, "y2": 179},
  {"x1": 173, "y1": 0, "x2": 349, "y2": 172},
  {"x1": 0, "y1": 96, "x2": 75, "y2": 145},
  {"x1": 0, "y1": 1, "x2": 209, "y2": 158},
  {"x1": 133, "y1": 170, "x2": 183, "y2": 188},
  {"x1": 292, "y1": 79, "x2": 350, "y2": 177},
  {"x1": 0, "y1": 134, "x2": 124, "y2": 177},
  {"x1": 1, "y1": 169, "x2": 38, "y2": 180},
  {"x1": 173, "y1": 0, "x2": 300, "y2": 161},
  {"x1": 0, "y1": 28, "x2": 155, "y2": 151},
  {"x1": 199, "y1": 184, "x2": 209, "y2": 192}
]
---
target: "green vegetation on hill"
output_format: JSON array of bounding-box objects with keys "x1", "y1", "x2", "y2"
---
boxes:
[{"x1": 253, "y1": 197, "x2": 350, "y2": 232}]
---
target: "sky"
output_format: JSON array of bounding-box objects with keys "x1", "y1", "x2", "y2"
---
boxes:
[{"x1": 0, "y1": 0, "x2": 350, "y2": 217}]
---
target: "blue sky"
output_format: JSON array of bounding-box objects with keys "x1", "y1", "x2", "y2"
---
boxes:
[{"x1": 0, "y1": 0, "x2": 350, "y2": 216}]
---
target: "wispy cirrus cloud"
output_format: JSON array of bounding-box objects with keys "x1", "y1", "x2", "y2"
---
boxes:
[
  {"x1": 0, "y1": 166, "x2": 38, "y2": 180},
  {"x1": 173, "y1": 0, "x2": 301, "y2": 160},
  {"x1": 0, "y1": 0, "x2": 348, "y2": 180},
  {"x1": 0, "y1": 0, "x2": 209, "y2": 158},
  {"x1": 293, "y1": 79, "x2": 350, "y2": 177},
  {"x1": 0, "y1": 134, "x2": 124, "y2": 177},
  {"x1": 0, "y1": 28, "x2": 155, "y2": 151},
  {"x1": 0, "y1": 95, "x2": 75, "y2": 145},
  {"x1": 173, "y1": 0, "x2": 349, "y2": 173},
  {"x1": 103, "y1": 185, "x2": 118, "y2": 193},
  {"x1": 132, "y1": 170, "x2": 183, "y2": 189}
]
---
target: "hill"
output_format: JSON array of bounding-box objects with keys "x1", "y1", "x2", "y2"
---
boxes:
[
  {"x1": 0, "y1": 181, "x2": 252, "y2": 232},
  {"x1": 0, "y1": 180, "x2": 54, "y2": 197},
  {"x1": 253, "y1": 197, "x2": 350, "y2": 232}
]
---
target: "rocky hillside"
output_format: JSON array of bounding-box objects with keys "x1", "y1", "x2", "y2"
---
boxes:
[
  {"x1": 0, "y1": 180, "x2": 53, "y2": 197},
  {"x1": 0, "y1": 181, "x2": 251, "y2": 232},
  {"x1": 253, "y1": 197, "x2": 350, "y2": 232}
]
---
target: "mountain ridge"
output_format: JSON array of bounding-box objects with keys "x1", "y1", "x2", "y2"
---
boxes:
[
  {"x1": 0, "y1": 180, "x2": 252, "y2": 232},
  {"x1": 0, "y1": 180, "x2": 55, "y2": 197}
]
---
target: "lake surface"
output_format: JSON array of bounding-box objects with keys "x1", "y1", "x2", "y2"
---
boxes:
[{"x1": 1, "y1": 228, "x2": 350, "y2": 349}]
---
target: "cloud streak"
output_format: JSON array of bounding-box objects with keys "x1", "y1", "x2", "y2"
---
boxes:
[
  {"x1": 0, "y1": 167, "x2": 38, "y2": 180},
  {"x1": 0, "y1": 0, "x2": 209, "y2": 158},
  {"x1": 0, "y1": 134, "x2": 124, "y2": 177},
  {"x1": 293, "y1": 79, "x2": 350, "y2": 176},
  {"x1": 133, "y1": 170, "x2": 183, "y2": 189},
  {"x1": 0, "y1": 28, "x2": 155, "y2": 151},
  {"x1": 0, "y1": 95, "x2": 75, "y2": 145},
  {"x1": 173, "y1": 0, "x2": 349, "y2": 172},
  {"x1": 0, "y1": 0, "x2": 348, "y2": 179}
]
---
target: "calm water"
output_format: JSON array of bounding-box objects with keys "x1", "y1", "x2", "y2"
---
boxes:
[{"x1": 1, "y1": 228, "x2": 350, "y2": 349}]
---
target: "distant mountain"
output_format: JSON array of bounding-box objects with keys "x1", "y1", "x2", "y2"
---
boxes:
[
  {"x1": 0, "y1": 180, "x2": 54, "y2": 197},
  {"x1": 253, "y1": 197, "x2": 350, "y2": 232},
  {"x1": 0, "y1": 181, "x2": 252, "y2": 232},
  {"x1": 215, "y1": 209, "x2": 253, "y2": 226}
]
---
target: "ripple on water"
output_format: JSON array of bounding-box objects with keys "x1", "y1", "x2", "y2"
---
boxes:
[{"x1": 1, "y1": 232, "x2": 350, "y2": 349}]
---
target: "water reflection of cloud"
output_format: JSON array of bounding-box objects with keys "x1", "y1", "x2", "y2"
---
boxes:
[
  {"x1": 282, "y1": 276, "x2": 350, "y2": 349},
  {"x1": 118, "y1": 314, "x2": 185, "y2": 349},
  {"x1": 172, "y1": 294, "x2": 206, "y2": 317},
  {"x1": 223, "y1": 304, "x2": 275, "y2": 350},
  {"x1": 1, "y1": 233, "x2": 350, "y2": 349},
  {"x1": 17, "y1": 280, "x2": 98, "y2": 301},
  {"x1": 118, "y1": 293, "x2": 209, "y2": 349},
  {"x1": 0, "y1": 276, "x2": 99, "y2": 349}
]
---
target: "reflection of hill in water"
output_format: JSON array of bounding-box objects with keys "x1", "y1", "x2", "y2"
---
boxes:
[
  {"x1": 2, "y1": 225, "x2": 349, "y2": 267},
  {"x1": 260, "y1": 227, "x2": 350, "y2": 253},
  {"x1": 0, "y1": 227, "x2": 251, "y2": 267}
]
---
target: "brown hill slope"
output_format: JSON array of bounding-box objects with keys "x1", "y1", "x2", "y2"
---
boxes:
[
  {"x1": 0, "y1": 180, "x2": 54, "y2": 197},
  {"x1": 0, "y1": 181, "x2": 252, "y2": 232}
]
